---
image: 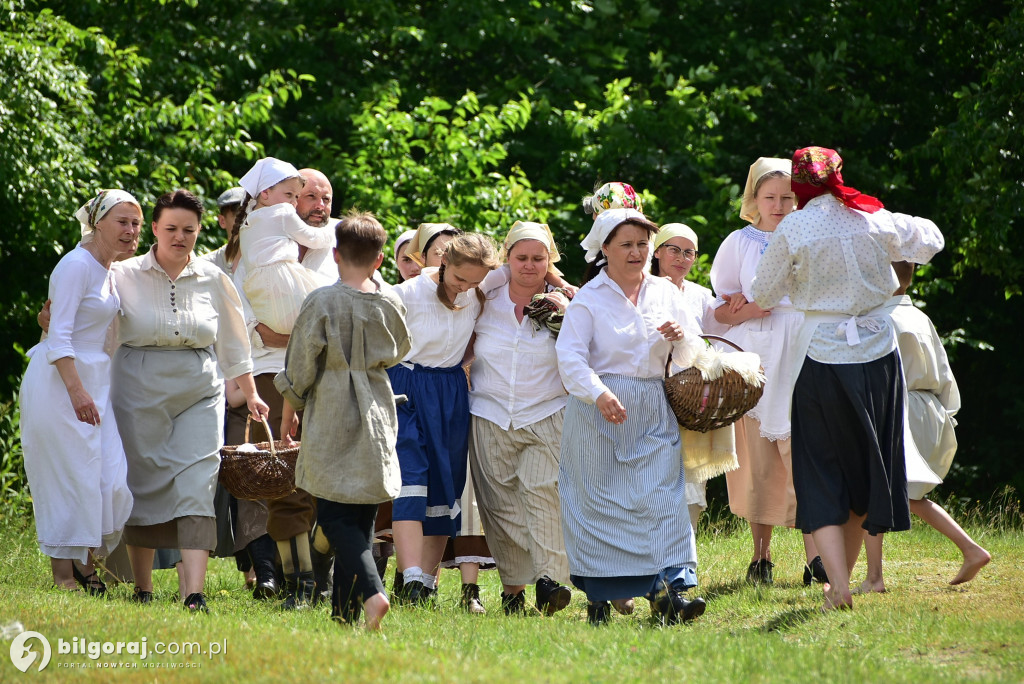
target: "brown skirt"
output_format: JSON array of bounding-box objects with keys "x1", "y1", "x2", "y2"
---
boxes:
[{"x1": 123, "y1": 515, "x2": 216, "y2": 551}]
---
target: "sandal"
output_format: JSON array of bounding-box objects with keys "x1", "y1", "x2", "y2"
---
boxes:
[
  {"x1": 71, "y1": 564, "x2": 106, "y2": 597},
  {"x1": 131, "y1": 586, "x2": 154, "y2": 604}
]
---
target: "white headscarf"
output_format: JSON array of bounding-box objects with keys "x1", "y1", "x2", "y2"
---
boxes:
[
  {"x1": 580, "y1": 207, "x2": 650, "y2": 264},
  {"x1": 238, "y1": 157, "x2": 301, "y2": 212},
  {"x1": 74, "y1": 189, "x2": 142, "y2": 242},
  {"x1": 393, "y1": 229, "x2": 417, "y2": 262},
  {"x1": 739, "y1": 157, "x2": 791, "y2": 225}
]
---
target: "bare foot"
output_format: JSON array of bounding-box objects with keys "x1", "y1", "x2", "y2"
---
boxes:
[
  {"x1": 363, "y1": 592, "x2": 390, "y2": 631},
  {"x1": 851, "y1": 579, "x2": 886, "y2": 595},
  {"x1": 611, "y1": 598, "x2": 635, "y2": 615},
  {"x1": 950, "y1": 546, "x2": 992, "y2": 585},
  {"x1": 822, "y1": 586, "x2": 853, "y2": 612}
]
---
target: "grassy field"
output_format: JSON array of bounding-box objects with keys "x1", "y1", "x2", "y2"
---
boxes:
[{"x1": 1, "y1": 502, "x2": 1022, "y2": 683}]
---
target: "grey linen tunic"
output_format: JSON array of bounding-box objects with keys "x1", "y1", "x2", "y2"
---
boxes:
[{"x1": 274, "y1": 282, "x2": 412, "y2": 504}]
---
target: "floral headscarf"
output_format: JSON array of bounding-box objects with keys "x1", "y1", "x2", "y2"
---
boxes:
[
  {"x1": 582, "y1": 182, "x2": 643, "y2": 217},
  {"x1": 791, "y1": 146, "x2": 884, "y2": 213},
  {"x1": 74, "y1": 189, "x2": 142, "y2": 241}
]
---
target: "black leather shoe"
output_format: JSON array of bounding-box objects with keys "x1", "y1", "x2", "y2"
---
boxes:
[
  {"x1": 253, "y1": 576, "x2": 278, "y2": 600},
  {"x1": 131, "y1": 586, "x2": 153, "y2": 604},
  {"x1": 281, "y1": 571, "x2": 315, "y2": 610},
  {"x1": 71, "y1": 563, "x2": 106, "y2": 597},
  {"x1": 501, "y1": 590, "x2": 526, "y2": 615},
  {"x1": 746, "y1": 558, "x2": 774, "y2": 585},
  {"x1": 397, "y1": 579, "x2": 424, "y2": 606},
  {"x1": 461, "y1": 583, "x2": 486, "y2": 614},
  {"x1": 536, "y1": 576, "x2": 572, "y2": 616},
  {"x1": 803, "y1": 556, "x2": 829, "y2": 586},
  {"x1": 651, "y1": 588, "x2": 706, "y2": 625},
  {"x1": 587, "y1": 600, "x2": 611, "y2": 626},
  {"x1": 183, "y1": 592, "x2": 208, "y2": 613}
]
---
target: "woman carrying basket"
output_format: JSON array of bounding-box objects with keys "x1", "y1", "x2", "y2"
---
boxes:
[
  {"x1": 651, "y1": 222, "x2": 738, "y2": 531},
  {"x1": 556, "y1": 208, "x2": 705, "y2": 625}
]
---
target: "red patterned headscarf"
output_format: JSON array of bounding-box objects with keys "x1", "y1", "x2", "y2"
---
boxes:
[{"x1": 791, "y1": 147, "x2": 884, "y2": 214}]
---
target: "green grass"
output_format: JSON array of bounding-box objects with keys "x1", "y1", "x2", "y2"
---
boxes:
[{"x1": 1, "y1": 509, "x2": 1022, "y2": 683}]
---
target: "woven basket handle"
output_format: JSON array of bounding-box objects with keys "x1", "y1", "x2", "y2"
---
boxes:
[
  {"x1": 243, "y1": 414, "x2": 278, "y2": 458},
  {"x1": 665, "y1": 334, "x2": 747, "y2": 377}
]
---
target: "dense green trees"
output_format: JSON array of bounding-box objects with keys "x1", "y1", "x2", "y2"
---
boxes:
[{"x1": 2, "y1": 0, "x2": 1021, "y2": 497}]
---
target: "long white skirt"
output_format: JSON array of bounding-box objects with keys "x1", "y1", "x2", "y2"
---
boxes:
[{"x1": 20, "y1": 344, "x2": 132, "y2": 563}]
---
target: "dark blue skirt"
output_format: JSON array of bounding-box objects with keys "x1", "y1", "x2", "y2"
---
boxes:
[
  {"x1": 387, "y1": 363, "x2": 470, "y2": 538},
  {"x1": 791, "y1": 352, "x2": 911, "y2": 535}
]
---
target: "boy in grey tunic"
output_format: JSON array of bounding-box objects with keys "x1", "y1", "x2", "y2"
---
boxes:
[{"x1": 275, "y1": 211, "x2": 411, "y2": 630}]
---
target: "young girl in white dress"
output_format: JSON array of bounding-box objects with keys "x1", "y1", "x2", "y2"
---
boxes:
[
  {"x1": 710, "y1": 157, "x2": 825, "y2": 586},
  {"x1": 235, "y1": 157, "x2": 335, "y2": 334}
]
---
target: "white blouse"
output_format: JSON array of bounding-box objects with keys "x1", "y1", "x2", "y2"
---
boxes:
[
  {"x1": 44, "y1": 247, "x2": 119, "y2": 362},
  {"x1": 470, "y1": 282, "x2": 567, "y2": 430},
  {"x1": 752, "y1": 194, "x2": 944, "y2": 364},
  {"x1": 556, "y1": 270, "x2": 703, "y2": 403},
  {"x1": 113, "y1": 247, "x2": 253, "y2": 380},
  {"x1": 392, "y1": 267, "x2": 480, "y2": 368},
  {"x1": 673, "y1": 280, "x2": 715, "y2": 336},
  {"x1": 710, "y1": 225, "x2": 793, "y2": 311}
]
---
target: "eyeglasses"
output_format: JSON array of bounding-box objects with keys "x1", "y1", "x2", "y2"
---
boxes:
[{"x1": 662, "y1": 246, "x2": 698, "y2": 260}]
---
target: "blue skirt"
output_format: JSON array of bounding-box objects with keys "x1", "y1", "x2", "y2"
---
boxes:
[
  {"x1": 387, "y1": 363, "x2": 470, "y2": 538},
  {"x1": 559, "y1": 375, "x2": 697, "y2": 601}
]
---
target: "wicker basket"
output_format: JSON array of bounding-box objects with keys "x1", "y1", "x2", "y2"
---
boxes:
[
  {"x1": 219, "y1": 415, "x2": 300, "y2": 501},
  {"x1": 664, "y1": 335, "x2": 765, "y2": 433}
]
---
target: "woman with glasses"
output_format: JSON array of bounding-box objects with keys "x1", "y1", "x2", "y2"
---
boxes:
[
  {"x1": 651, "y1": 224, "x2": 736, "y2": 531},
  {"x1": 709, "y1": 158, "x2": 826, "y2": 587}
]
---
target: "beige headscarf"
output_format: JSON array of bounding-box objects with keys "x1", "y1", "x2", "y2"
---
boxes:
[
  {"x1": 407, "y1": 222, "x2": 460, "y2": 266},
  {"x1": 739, "y1": 157, "x2": 791, "y2": 225},
  {"x1": 499, "y1": 221, "x2": 564, "y2": 276},
  {"x1": 654, "y1": 222, "x2": 699, "y2": 252},
  {"x1": 74, "y1": 189, "x2": 142, "y2": 242}
]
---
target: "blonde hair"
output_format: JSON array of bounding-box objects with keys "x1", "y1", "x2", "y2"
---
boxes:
[{"x1": 436, "y1": 233, "x2": 500, "y2": 312}]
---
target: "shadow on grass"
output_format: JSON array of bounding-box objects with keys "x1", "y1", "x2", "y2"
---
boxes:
[{"x1": 758, "y1": 606, "x2": 819, "y2": 633}]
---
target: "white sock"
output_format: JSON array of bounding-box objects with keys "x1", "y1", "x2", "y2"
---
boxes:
[
  {"x1": 422, "y1": 574, "x2": 436, "y2": 590},
  {"x1": 403, "y1": 567, "x2": 423, "y2": 584}
]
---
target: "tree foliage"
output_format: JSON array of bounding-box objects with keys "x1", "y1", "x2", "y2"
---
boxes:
[{"x1": 2, "y1": 0, "x2": 1022, "y2": 496}]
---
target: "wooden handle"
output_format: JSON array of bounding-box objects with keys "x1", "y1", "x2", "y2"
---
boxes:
[{"x1": 243, "y1": 414, "x2": 278, "y2": 458}]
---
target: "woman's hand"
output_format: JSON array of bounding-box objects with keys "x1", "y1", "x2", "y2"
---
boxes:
[
  {"x1": 246, "y1": 394, "x2": 270, "y2": 423},
  {"x1": 542, "y1": 291, "x2": 570, "y2": 313},
  {"x1": 38, "y1": 299, "x2": 52, "y2": 333},
  {"x1": 70, "y1": 387, "x2": 100, "y2": 426},
  {"x1": 597, "y1": 390, "x2": 627, "y2": 425},
  {"x1": 657, "y1": 321, "x2": 684, "y2": 342},
  {"x1": 722, "y1": 292, "x2": 747, "y2": 314},
  {"x1": 715, "y1": 294, "x2": 772, "y2": 325}
]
